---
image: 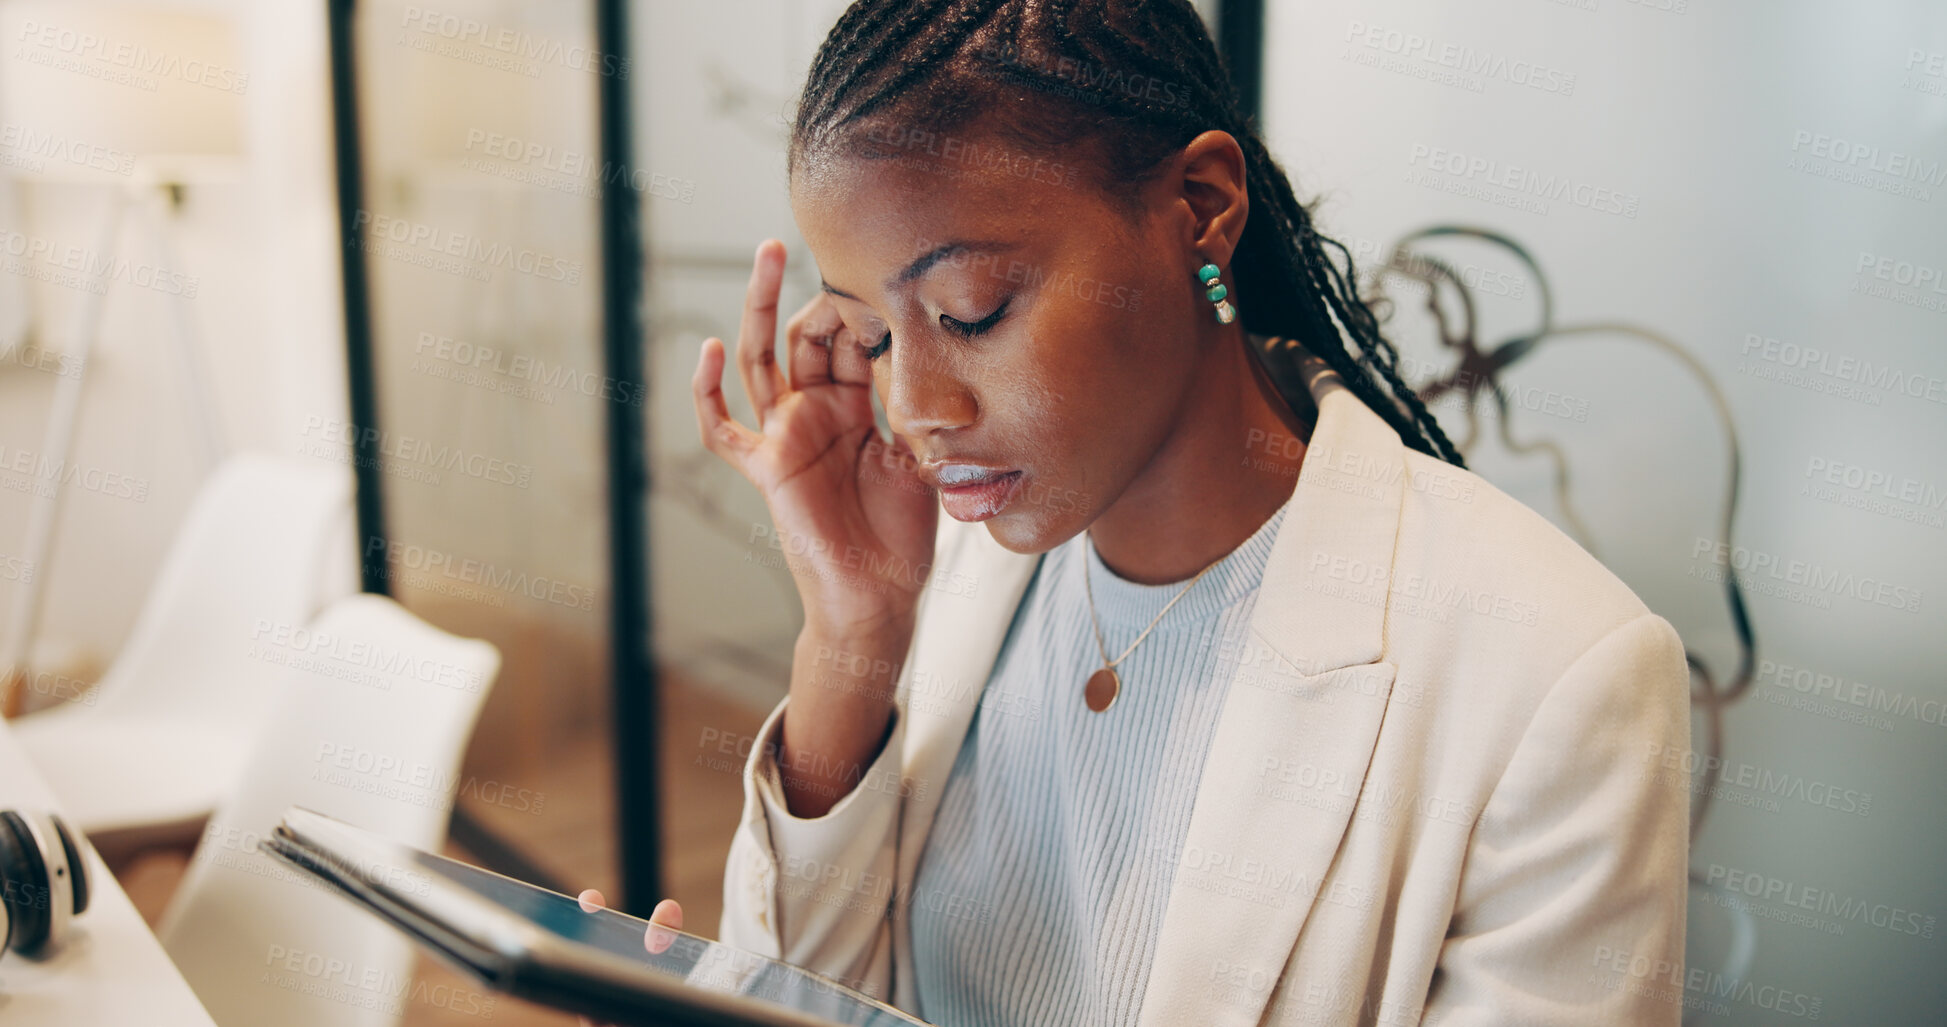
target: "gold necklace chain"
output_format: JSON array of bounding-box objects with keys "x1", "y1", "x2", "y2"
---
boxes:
[{"x1": 1080, "y1": 534, "x2": 1221, "y2": 712}]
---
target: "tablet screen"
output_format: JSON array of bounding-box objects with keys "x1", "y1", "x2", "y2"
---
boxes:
[{"x1": 402, "y1": 839, "x2": 931, "y2": 1026}]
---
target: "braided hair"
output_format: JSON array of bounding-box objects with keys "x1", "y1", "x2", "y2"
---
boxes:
[{"x1": 787, "y1": 0, "x2": 1467, "y2": 467}]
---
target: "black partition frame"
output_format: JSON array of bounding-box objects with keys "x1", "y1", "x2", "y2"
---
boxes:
[
  {"x1": 1217, "y1": 0, "x2": 1265, "y2": 125},
  {"x1": 325, "y1": 0, "x2": 660, "y2": 910}
]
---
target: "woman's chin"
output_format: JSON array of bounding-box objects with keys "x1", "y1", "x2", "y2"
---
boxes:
[{"x1": 980, "y1": 511, "x2": 1081, "y2": 557}]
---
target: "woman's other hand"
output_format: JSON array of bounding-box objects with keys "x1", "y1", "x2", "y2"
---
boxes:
[{"x1": 574, "y1": 888, "x2": 684, "y2": 1027}]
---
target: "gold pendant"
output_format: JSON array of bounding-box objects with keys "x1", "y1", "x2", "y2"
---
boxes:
[{"x1": 1085, "y1": 666, "x2": 1120, "y2": 713}]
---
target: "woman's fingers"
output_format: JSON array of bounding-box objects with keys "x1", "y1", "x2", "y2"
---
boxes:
[
  {"x1": 694, "y1": 338, "x2": 760, "y2": 466},
  {"x1": 785, "y1": 293, "x2": 841, "y2": 391},
  {"x1": 737, "y1": 239, "x2": 790, "y2": 429},
  {"x1": 645, "y1": 898, "x2": 683, "y2": 955},
  {"x1": 579, "y1": 888, "x2": 682, "y2": 956},
  {"x1": 827, "y1": 316, "x2": 875, "y2": 387}
]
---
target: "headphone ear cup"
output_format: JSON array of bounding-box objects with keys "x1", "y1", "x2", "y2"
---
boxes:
[
  {"x1": 0, "y1": 809, "x2": 83, "y2": 957},
  {"x1": 0, "y1": 810, "x2": 51, "y2": 956},
  {"x1": 51, "y1": 814, "x2": 88, "y2": 917}
]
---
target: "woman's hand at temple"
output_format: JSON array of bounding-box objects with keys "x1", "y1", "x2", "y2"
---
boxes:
[
  {"x1": 692, "y1": 238, "x2": 939, "y2": 639},
  {"x1": 574, "y1": 888, "x2": 684, "y2": 1027}
]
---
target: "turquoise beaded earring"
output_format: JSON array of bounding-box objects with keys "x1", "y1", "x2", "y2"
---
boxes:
[{"x1": 1197, "y1": 261, "x2": 1235, "y2": 324}]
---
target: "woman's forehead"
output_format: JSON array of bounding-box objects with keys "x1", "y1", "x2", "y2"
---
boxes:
[{"x1": 792, "y1": 154, "x2": 1093, "y2": 267}]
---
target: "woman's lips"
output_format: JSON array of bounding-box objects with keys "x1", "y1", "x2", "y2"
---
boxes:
[{"x1": 937, "y1": 470, "x2": 1024, "y2": 522}]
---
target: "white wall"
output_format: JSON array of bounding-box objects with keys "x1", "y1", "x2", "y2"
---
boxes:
[
  {"x1": 0, "y1": 0, "x2": 348, "y2": 680},
  {"x1": 1264, "y1": 0, "x2": 1946, "y2": 1020}
]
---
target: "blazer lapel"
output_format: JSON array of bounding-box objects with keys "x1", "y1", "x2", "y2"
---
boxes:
[{"x1": 1136, "y1": 357, "x2": 1410, "y2": 1027}]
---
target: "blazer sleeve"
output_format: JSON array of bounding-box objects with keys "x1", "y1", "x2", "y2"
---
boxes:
[
  {"x1": 718, "y1": 689, "x2": 908, "y2": 1002},
  {"x1": 1422, "y1": 612, "x2": 1693, "y2": 1026}
]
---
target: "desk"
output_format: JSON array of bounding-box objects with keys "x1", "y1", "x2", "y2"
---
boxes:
[{"x1": 0, "y1": 714, "x2": 217, "y2": 1025}]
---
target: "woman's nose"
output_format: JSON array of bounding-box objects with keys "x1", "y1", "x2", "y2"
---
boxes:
[{"x1": 883, "y1": 347, "x2": 976, "y2": 439}]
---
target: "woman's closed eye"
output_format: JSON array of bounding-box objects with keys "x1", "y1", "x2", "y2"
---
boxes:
[{"x1": 863, "y1": 298, "x2": 1011, "y2": 362}]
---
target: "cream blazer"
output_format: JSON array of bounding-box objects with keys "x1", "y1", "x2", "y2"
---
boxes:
[{"x1": 717, "y1": 348, "x2": 1693, "y2": 1027}]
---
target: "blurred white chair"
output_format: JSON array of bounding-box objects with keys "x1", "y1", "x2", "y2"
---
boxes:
[
  {"x1": 156, "y1": 592, "x2": 500, "y2": 1027},
  {"x1": 13, "y1": 452, "x2": 357, "y2": 846}
]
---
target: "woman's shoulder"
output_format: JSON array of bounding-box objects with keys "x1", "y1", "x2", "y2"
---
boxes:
[
  {"x1": 1386, "y1": 445, "x2": 1676, "y2": 687},
  {"x1": 1400, "y1": 448, "x2": 1646, "y2": 600}
]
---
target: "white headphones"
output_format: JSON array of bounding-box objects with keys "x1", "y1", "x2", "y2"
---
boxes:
[{"x1": 0, "y1": 808, "x2": 91, "y2": 960}]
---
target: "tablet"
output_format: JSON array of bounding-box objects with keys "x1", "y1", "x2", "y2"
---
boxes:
[{"x1": 259, "y1": 806, "x2": 933, "y2": 1027}]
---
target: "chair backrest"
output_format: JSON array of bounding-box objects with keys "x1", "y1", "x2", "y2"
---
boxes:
[
  {"x1": 97, "y1": 451, "x2": 357, "y2": 720},
  {"x1": 156, "y1": 593, "x2": 500, "y2": 1027}
]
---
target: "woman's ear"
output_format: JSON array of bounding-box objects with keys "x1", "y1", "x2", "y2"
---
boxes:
[{"x1": 1175, "y1": 129, "x2": 1250, "y2": 268}]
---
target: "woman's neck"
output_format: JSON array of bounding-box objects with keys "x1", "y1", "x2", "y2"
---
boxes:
[{"x1": 1086, "y1": 329, "x2": 1312, "y2": 585}]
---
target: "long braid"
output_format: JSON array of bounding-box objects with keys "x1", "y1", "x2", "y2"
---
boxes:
[
  {"x1": 789, "y1": 0, "x2": 1467, "y2": 468},
  {"x1": 1307, "y1": 212, "x2": 1466, "y2": 464}
]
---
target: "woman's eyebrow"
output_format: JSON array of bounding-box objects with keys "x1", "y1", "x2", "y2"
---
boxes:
[{"x1": 820, "y1": 239, "x2": 1022, "y2": 301}]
